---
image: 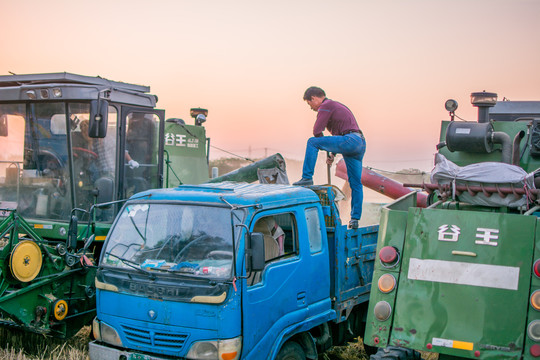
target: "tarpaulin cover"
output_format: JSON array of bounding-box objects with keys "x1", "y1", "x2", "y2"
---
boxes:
[
  {"x1": 430, "y1": 153, "x2": 535, "y2": 208},
  {"x1": 257, "y1": 167, "x2": 290, "y2": 185}
]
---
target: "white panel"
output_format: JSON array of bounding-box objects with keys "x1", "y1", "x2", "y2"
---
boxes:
[{"x1": 408, "y1": 258, "x2": 519, "y2": 290}]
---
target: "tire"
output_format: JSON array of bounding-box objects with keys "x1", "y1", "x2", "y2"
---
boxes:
[
  {"x1": 276, "y1": 340, "x2": 306, "y2": 360},
  {"x1": 363, "y1": 344, "x2": 379, "y2": 356},
  {"x1": 370, "y1": 346, "x2": 421, "y2": 360}
]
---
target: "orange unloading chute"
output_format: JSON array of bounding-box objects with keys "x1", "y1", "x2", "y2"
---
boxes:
[{"x1": 335, "y1": 159, "x2": 428, "y2": 208}]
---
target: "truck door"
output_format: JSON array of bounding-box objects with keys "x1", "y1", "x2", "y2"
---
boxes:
[
  {"x1": 119, "y1": 107, "x2": 164, "y2": 199},
  {"x1": 242, "y1": 208, "x2": 330, "y2": 357}
]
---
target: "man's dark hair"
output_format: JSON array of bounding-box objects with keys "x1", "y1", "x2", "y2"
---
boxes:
[{"x1": 303, "y1": 86, "x2": 326, "y2": 101}]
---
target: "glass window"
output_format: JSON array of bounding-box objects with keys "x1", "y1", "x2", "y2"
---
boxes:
[
  {"x1": 249, "y1": 212, "x2": 298, "y2": 285},
  {"x1": 17, "y1": 102, "x2": 72, "y2": 220},
  {"x1": 305, "y1": 207, "x2": 323, "y2": 253},
  {"x1": 102, "y1": 203, "x2": 233, "y2": 280},
  {"x1": 70, "y1": 105, "x2": 117, "y2": 221},
  {"x1": 124, "y1": 112, "x2": 159, "y2": 198}
]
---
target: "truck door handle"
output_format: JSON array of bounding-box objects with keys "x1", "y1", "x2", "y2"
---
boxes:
[{"x1": 297, "y1": 292, "x2": 306, "y2": 307}]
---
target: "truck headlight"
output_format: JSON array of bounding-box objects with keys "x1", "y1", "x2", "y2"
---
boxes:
[
  {"x1": 98, "y1": 321, "x2": 124, "y2": 348},
  {"x1": 186, "y1": 336, "x2": 241, "y2": 360}
]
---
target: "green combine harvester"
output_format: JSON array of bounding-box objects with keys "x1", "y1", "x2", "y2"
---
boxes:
[
  {"x1": 365, "y1": 92, "x2": 540, "y2": 359},
  {"x1": 0, "y1": 73, "x2": 213, "y2": 338}
]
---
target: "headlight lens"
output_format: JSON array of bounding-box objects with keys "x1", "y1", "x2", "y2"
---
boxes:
[
  {"x1": 186, "y1": 336, "x2": 242, "y2": 360},
  {"x1": 100, "y1": 321, "x2": 123, "y2": 347}
]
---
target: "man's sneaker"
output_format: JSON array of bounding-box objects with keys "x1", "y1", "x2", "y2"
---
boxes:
[
  {"x1": 349, "y1": 219, "x2": 359, "y2": 229},
  {"x1": 292, "y1": 178, "x2": 314, "y2": 186}
]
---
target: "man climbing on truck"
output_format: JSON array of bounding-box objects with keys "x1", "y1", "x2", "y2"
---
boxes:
[{"x1": 293, "y1": 86, "x2": 366, "y2": 228}]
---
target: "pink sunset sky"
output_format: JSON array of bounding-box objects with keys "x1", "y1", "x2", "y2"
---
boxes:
[{"x1": 2, "y1": 0, "x2": 540, "y2": 173}]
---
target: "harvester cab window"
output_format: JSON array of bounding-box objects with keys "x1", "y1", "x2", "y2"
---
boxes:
[
  {"x1": 123, "y1": 112, "x2": 159, "y2": 198},
  {"x1": 17, "y1": 102, "x2": 73, "y2": 220},
  {"x1": 69, "y1": 105, "x2": 118, "y2": 221},
  {"x1": 0, "y1": 105, "x2": 25, "y2": 212}
]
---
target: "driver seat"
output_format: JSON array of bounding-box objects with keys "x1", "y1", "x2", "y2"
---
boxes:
[{"x1": 263, "y1": 235, "x2": 280, "y2": 261}]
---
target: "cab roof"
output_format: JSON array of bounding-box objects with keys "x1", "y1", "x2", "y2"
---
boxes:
[
  {"x1": 0, "y1": 72, "x2": 149, "y2": 93},
  {"x1": 0, "y1": 72, "x2": 157, "y2": 107},
  {"x1": 130, "y1": 182, "x2": 321, "y2": 209}
]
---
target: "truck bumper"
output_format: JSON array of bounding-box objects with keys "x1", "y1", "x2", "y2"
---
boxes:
[{"x1": 89, "y1": 341, "x2": 169, "y2": 360}]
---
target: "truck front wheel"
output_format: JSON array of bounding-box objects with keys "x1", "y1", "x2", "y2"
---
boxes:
[{"x1": 276, "y1": 340, "x2": 306, "y2": 360}]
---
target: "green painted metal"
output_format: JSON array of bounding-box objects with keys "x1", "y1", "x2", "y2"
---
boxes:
[
  {"x1": 0, "y1": 211, "x2": 96, "y2": 338},
  {"x1": 392, "y1": 208, "x2": 534, "y2": 358},
  {"x1": 163, "y1": 122, "x2": 209, "y2": 186},
  {"x1": 366, "y1": 193, "x2": 539, "y2": 359},
  {"x1": 365, "y1": 192, "x2": 415, "y2": 347}
]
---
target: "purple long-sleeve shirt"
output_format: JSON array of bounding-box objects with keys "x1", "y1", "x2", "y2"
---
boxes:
[{"x1": 313, "y1": 98, "x2": 360, "y2": 137}]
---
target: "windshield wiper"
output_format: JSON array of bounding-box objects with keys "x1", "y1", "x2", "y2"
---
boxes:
[
  {"x1": 128, "y1": 214, "x2": 147, "y2": 243},
  {"x1": 103, "y1": 252, "x2": 156, "y2": 280}
]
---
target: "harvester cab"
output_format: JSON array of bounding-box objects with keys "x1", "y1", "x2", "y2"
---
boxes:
[
  {"x1": 365, "y1": 92, "x2": 540, "y2": 360},
  {"x1": 0, "y1": 73, "x2": 209, "y2": 338},
  {"x1": 0, "y1": 73, "x2": 209, "y2": 237}
]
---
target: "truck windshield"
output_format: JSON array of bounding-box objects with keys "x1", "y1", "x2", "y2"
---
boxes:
[{"x1": 102, "y1": 203, "x2": 233, "y2": 280}]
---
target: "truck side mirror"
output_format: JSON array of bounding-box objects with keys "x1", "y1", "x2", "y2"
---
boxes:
[
  {"x1": 94, "y1": 177, "x2": 114, "y2": 205},
  {"x1": 249, "y1": 232, "x2": 265, "y2": 272},
  {"x1": 89, "y1": 99, "x2": 109, "y2": 138},
  {"x1": 67, "y1": 215, "x2": 78, "y2": 250}
]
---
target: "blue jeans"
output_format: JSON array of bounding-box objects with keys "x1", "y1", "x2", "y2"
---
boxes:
[{"x1": 301, "y1": 133, "x2": 366, "y2": 220}]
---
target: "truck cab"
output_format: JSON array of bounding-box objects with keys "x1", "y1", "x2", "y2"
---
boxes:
[{"x1": 89, "y1": 182, "x2": 378, "y2": 359}]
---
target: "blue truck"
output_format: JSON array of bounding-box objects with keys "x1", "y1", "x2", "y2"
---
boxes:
[{"x1": 89, "y1": 181, "x2": 378, "y2": 359}]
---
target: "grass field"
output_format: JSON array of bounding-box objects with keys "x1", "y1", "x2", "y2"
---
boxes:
[
  {"x1": 0, "y1": 328, "x2": 439, "y2": 360},
  {"x1": 0, "y1": 327, "x2": 375, "y2": 360},
  {"x1": 0, "y1": 327, "x2": 90, "y2": 360}
]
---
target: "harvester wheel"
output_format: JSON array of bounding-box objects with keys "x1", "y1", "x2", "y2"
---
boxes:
[
  {"x1": 53, "y1": 299, "x2": 68, "y2": 321},
  {"x1": 370, "y1": 346, "x2": 421, "y2": 360},
  {"x1": 9, "y1": 240, "x2": 43, "y2": 282}
]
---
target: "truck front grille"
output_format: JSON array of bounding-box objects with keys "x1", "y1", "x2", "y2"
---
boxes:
[{"x1": 122, "y1": 324, "x2": 188, "y2": 351}]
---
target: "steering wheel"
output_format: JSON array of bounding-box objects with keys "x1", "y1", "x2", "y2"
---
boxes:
[
  {"x1": 173, "y1": 235, "x2": 209, "y2": 263},
  {"x1": 72, "y1": 147, "x2": 98, "y2": 160}
]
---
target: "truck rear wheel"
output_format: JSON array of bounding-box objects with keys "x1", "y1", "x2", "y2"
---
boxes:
[
  {"x1": 370, "y1": 346, "x2": 421, "y2": 360},
  {"x1": 276, "y1": 340, "x2": 306, "y2": 360}
]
